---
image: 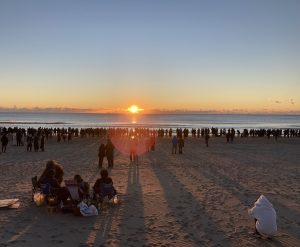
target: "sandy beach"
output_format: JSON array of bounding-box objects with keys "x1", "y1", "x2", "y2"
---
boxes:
[{"x1": 0, "y1": 136, "x2": 299, "y2": 247}]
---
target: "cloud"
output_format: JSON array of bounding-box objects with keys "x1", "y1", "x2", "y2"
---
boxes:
[{"x1": 0, "y1": 106, "x2": 96, "y2": 113}]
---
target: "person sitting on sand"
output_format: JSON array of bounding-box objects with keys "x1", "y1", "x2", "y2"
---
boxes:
[
  {"x1": 38, "y1": 169, "x2": 70, "y2": 204},
  {"x1": 93, "y1": 169, "x2": 117, "y2": 202},
  {"x1": 74, "y1": 174, "x2": 89, "y2": 200},
  {"x1": 38, "y1": 160, "x2": 64, "y2": 186},
  {"x1": 39, "y1": 169, "x2": 61, "y2": 190},
  {"x1": 248, "y1": 195, "x2": 277, "y2": 237}
]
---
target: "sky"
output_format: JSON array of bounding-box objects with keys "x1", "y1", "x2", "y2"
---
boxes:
[{"x1": 0, "y1": 0, "x2": 299, "y2": 113}]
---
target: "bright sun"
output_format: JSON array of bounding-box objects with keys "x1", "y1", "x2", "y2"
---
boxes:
[{"x1": 128, "y1": 105, "x2": 143, "y2": 114}]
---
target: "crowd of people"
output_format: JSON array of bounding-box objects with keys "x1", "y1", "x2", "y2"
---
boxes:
[
  {"x1": 1, "y1": 125, "x2": 286, "y2": 237},
  {"x1": 1, "y1": 126, "x2": 300, "y2": 154}
]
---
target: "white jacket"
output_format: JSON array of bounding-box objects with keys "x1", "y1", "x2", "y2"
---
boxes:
[{"x1": 248, "y1": 195, "x2": 277, "y2": 236}]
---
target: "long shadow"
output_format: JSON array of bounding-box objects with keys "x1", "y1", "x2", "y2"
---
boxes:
[
  {"x1": 182, "y1": 151, "x2": 300, "y2": 240},
  {"x1": 118, "y1": 164, "x2": 147, "y2": 246},
  {"x1": 84, "y1": 204, "x2": 120, "y2": 247},
  {"x1": 0, "y1": 205, "x2": 39, "y2": 245},
  {"x1": 148, "y1": 154, "x2": 233, "y2": 246}
]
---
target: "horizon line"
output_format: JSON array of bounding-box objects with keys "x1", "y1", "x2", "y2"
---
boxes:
[{"x1": 0, "y1": 107, "x2": 300, "y2": 115}]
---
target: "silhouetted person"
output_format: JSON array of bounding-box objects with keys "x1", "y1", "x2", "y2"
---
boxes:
[
  {"x1": 27, "y1": 134, "x2": 33, "y2": 152},
  {"x1": 16, "y1": 131, "x2": 22, "y2": 146},
  {"x1": 178, "y1": 137, "x2": 184, "y2": 154},
  {"x1": 34, "y1": 135, "x2": 39, "y2": 151},
  {"x1": 38, "y1": 160, "x2": 64, "y2": 186},
  {"x1": 150, "y1": 135, "x2": 156, "y2": 151},
  {"x1": 93, "y1": 169, "x2": 117, "y2": 202},
  {"x1": 57, "y1": 132, "x2": 61, "y2": 142},
  {"x1": 98, "y1": 143, "x2": 106, "y2": 168},
  {"x1": 68, "y1": 132, "x2": 72, "y2": 142},
  {"x1": 230, "y1": 128, "x2": 235, "y2": 143},
  {"x1": 74, "y1": 174, "x2": 89, "y2": 200},
  {"x1": 40, "y1": 135, "x2": 45, "y2": 151},
  {"x1": 129, "y1": 137, "x2": 138, "y2": 162},
  {"x1": 38, "y1": 168, "x2": 69, "y2": 204},
  {"x1": 205, "y1": 132, "x2": 209, "y2": 147},
  {"x1": 226, "y1": 131, "x2": 230, "y2": 143},
  {"x1": 172, "y1": 136, "x2": 178, "y2": 154},
  {"x1": 106, "y1": 139, "x2": 114, "y2": 168},
  {"x1": 1, "y1": 133, "x2": 8, "y2": 153}
]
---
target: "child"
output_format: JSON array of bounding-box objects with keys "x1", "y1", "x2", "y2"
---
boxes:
[
  {"x1": 74, "y1": 174, "x2": 89, "y2": 200},
  {"x1": 248, "y1": 195, "x2": 277, "y2": 237}
]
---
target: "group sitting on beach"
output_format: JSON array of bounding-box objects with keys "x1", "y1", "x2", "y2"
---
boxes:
[{"x1": 35, "y1": 160, "x2": 117, "y2": 213}]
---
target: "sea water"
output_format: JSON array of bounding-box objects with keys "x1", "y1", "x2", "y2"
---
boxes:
[{"x1": 0, "y1": 112, "x2": 299, "y2": 130}]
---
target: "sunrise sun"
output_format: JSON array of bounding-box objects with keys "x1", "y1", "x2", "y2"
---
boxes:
[{"x1": 127, "y1": 105, "x2": 143, "y2": 114}]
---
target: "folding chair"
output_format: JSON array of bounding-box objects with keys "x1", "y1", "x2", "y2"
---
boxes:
[
  {"x1": 94, "y1": 183, "x2": 117, "y2": 205},
  {"x1": 64, "y1": 180, "x2": 81, "y2": 203}
]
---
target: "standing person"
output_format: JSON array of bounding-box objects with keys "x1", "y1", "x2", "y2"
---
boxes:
[
  {"x1": 27, "y1": 134, "x2": 33, "y2": 152},
  {"x1": 16, "y1": 131, "x2": 22, "y2": 146},
  {"x1": 172, "y1": 136, "x2": 178, "y2": 154},
  {"x1": 1, "y1": 133, "x2": 9, "y2": 153},
  {"x1": 57, "y1": 132, "x2": 61, "y2": 142},
  {"x1": 150, "y1": 135, "x2": 156, "y2": 151},
  {"x1": 226, "y1": 131, "x2": 230, "y2": 143},
  {"x1": 230, "y1": 128, "x2": 235, "y2": 143},
  {"x1": 106, "y1": 139, "x2": 114, "y2": 168},
  {"x1": 34, "y1": 134, "x2": 39, "y2": 152},
  {"x1": 98, "y1": 143, "x2": 106, "y2": 168},
  {"x1": 205, "y1": 132, "x2": 210, "y2": 147},
  {"x1": 129, "y1": 136, "x2": 137, "y2": 162},
  {"x1": 40, "y1": 135, "x2": 45, "y2": 152},
  {"x1": 68, "y1": 132, "x2": 72, "y2": 142},
  {"x1": 178, "y1": 136, "x2": 184, "y2": 154}
]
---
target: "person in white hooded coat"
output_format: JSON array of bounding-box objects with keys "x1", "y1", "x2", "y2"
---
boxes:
[{"x1": 248, "y1": 195, "x2": 277, "y2": 237}]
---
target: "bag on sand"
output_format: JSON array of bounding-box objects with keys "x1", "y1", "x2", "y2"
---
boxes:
[
  {"x1": 78, "y1": 202, "x2": 98, "y2": 216},
  {"x1": 34, "y1": 192, "x2": 45, "y2": 206}
]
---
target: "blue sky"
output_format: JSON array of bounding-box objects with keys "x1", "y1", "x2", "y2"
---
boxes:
[{"x1": 0, "y1": 0, "x2": 299, "y2": 113}]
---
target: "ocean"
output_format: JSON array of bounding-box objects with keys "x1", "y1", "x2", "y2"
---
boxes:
[{"x1": 0, "y1": 112, "x2": 299, "y2": 130}]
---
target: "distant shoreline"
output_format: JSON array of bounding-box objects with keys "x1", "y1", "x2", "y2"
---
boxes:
[{"x1": 0, "y1": 111, "x2": 300, "y2": 116}]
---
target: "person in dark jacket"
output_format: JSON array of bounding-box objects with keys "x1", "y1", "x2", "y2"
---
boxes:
[
  {"x1": 1, "y1": 133, "x2": 8, "y2": 153},
  {"x1": 105, "y1": 139, "x2": 114, "y2": 168},
  {"x1": 40, "y1": 135, "x2": 45, "y2": 151},
  {"x1": 38, "y1": 160, "x2": 64, "y2": 186},
  {"x1": 38, "y1": 168, "x2": 69, "y2": 204},
  {"x1": 98, "y1": 143, "x2": 106, "y2": 168},
  {"x1": 27, "y1": 134, "x2": 33, "y2": 152},
  {"x1": 178, "y1": 137, "x2": 184, "y2": 154},
  {"x1": 74, "y1": 174, "x2": 89, "y2": 200},
  {"x1": 93, "y1": 169, "x2": 117, "y2": 202},
  {"x1": 34, "y1": 134, "x2": 39, "y2": 152}
]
